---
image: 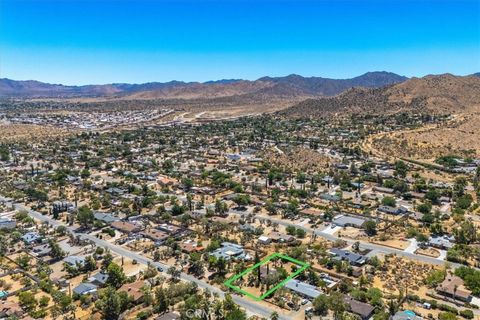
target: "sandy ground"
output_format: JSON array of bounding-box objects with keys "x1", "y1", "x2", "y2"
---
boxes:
[
  {"x1": 366, "y1": 112, "x2": 480, "y2": 161},
  {"x1": 0, "y1": 124, "x2": 70, "y2": 142},
  {"x1": 415, "y1": 247, "x2": 441, "y2": 258}
]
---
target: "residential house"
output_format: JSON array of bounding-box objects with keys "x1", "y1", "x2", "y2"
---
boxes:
[
  {"x1": 88, "y1": 272, "x2": 109, "y2": 286},
  {"x1": 0, "y1": 300, "x2": 24, "y2": 318},
  {"x1": 21, "y1": 232, "x2": 41, "y2": 244},
  {"x1": 300, "y1": 208, "x2": 324, "y2": 217},
  {"x1": 94, "y1": 212, "x2": 120, "y2": 224},
  {"x1": 142, "y1": 228, "x2": 169, "y2": 244},
  {"x1": 111, "y1": 221, "x2": 141, "y2": 234},
  {"x1": 429, "y1": 235, "x2": 455, "y2": 250},
  {"x1": 332, "y1": 215, "x2": 368, "y2": 228},
  {"x1": 63, "y1": 256, "x2": 86, "y2": 268},
  {"x1": 118, "y1": 280, "x2": 147, "y2": 303},
  {"x1": 344, "y1": 296, "x2": 375, "y2": 320},
  {"x1": 0, "y1": 218, "x2": 16, "y2": 230},
  {"x1": 258, "y1": 235, "x2": 271, "y2": 245},
  {"x1": 31, "y1": 243, "x2": 51, "y2": 258},
  {"x1": 320, "y1": 194, "x2": 340, "y2": 203},
  {"x1": 158, "y1": 223, "x2": 184, "y2": 236},
  {"x1": 210, "y1": 242, "x2": 250, "y2": 261},
  {"x1": 180, "y1": 240, "x2": 204, "y2": 254},
  {"x1": 436, "y1": 274, "x2": 472, "y2": 302},
  {"x1": 268, "y1": 232, "x2": 295, "y2": 243},
  {"x1": 373, "y1": 186, "x2": 394, "y2": 194},
  {"x1": 329, "y1": 248, "x2": 367, "y2": 266},
  {"x1": 73, "y1": 283, "x2": 97, "y2": 296},
  {"x1": 284, "y1": 279, "x2": 321, "y2": 299},
  {"x1": 377, "y1": 205, "x2": 408, "y2": 215}
]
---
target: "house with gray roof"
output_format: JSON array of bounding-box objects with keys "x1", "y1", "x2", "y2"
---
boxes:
[
  {"x1": 284, "y1": 279, "x2": 321, "y2": 299},
  {"x1": 31, "y1": 243, "x2": 51, "y2": 258},
  {"x1": 88, "y1": 271, "x2": 109, "y2": 286},
  {"x1": 428, "y1": 235, "x2": 455, "y2": 250},
  {"x1": 21, "y1": 232, "x2": 41, "y2": 244},
  {"x1": 320, "y1": 193, "x2": 340, "y2": 202},
  {"x1": 329, "y1": 248, "x2": 366, "y2": 266},
  {"x1": 377, "y1": 205, "x2": 408, "y2": 215},
  {"x1": 73, "y1": 283, "x2": 97, "y2": 296},
  {"x1": 210, "y1": 242, "x2": 251, "y2": 261},
  {"x1": 332, "y1": 215, "x2": 368, "y2": 228},
  {"x1": 63, "y1": 256, "x2": 86, "y2": 268},
  {"x1": 94, "y1": 212, "x2": 119, "y2": 224},
  {"x1": 0, "y1": 218, "x2": 16, "y2": 230}
]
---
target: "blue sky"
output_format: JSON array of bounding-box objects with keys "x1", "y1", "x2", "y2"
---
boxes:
[{"x1": 0, "y1": 0, "x2": 479, "y2": 85}]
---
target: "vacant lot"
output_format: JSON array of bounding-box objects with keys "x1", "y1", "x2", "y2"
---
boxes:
[
  {"x1": 367, "y1": 112, "x2": 480, "y2": 161},
  {"x1": 0, "y1": 124, "x2": 70, "y2": 142}
]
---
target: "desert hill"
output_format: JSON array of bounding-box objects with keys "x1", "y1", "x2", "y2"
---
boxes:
[{"x1": 281, "y1": 74, "x2": 480, "y2": 118}]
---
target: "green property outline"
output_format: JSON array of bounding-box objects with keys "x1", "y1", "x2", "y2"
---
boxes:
[{"x1": 223, "y1": 252, "x2": 310, "y2": 301}]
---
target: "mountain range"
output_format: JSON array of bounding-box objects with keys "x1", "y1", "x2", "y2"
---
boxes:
[{"x1": 0, "y1": 71, "x2": 407, "y2": 99}]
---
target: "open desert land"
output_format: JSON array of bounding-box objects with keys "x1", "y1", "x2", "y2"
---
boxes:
[
  {"x1": 0, "y1": 123, "x2": 71, "y2": 142},
  {"x1": 366, "y1": 112, "x2": 480, "y2": 163}
]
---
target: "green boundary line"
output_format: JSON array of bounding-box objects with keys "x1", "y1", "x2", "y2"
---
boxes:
[{"x1": 224, "y1": 252, "x2": 310, "y2": 301}]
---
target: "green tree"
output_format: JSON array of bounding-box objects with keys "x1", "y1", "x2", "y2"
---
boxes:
[
  {"x1": 154, "y1": 287, "x2": 169, "y2": 314},
  {"x1": 417, "y1": 202, "x2": 432, "y2": 214},
  {"x1": 395, "y1": 161, "x2": 408, "y2": 178},
  {"x1": 182, "y1": 177, "x2": 194, "y2": 191},
  {"x1": 454, "y1": 220, "x2": 477, "y2": 245},
  {"x1": 167, "y1": 266, "x2": 181, "y2": 282},
  {"x1": 18, "y1": 291, "x2": 37, "y2": 311},
  {"x1": 286, "y1": 225, "x2": 296, "y2": 235},
  {"x1": 106, "y1": 262, "x2": 126, "y2": 289},
  {"x1": 77, "y1": 205, "x2": 94, "y2": 228},
  {"x1": 48, "y1": 239, "x2": 66, "y2": 259},
  {"x1": 80, "y1": 169, "x2": 91, "y2": 179},
  {"x1": 425, "y1": 268, "x2": 446, "y2": 287},
  {"x1": 382, "y1": 196, "x2": 396, "y2": 207},
  {"x1": 0, "y1": 146, "x2": 9, "y2": 162},
  {"x1": 296, "y1": 228, "x2": 306, "y2": 238},
  {"x1": 233, "y1": 194, "x2": 250, "y2": 207},
  {"x1": 364, "y1": 221, "x2": 377, "y2": 236},
  {"x1": 285, "y1": 199, "x2": 299, "y2": 216},
  {"x1": 215, "y1": 199, "x2": 228, "y2": 215},
  {"x1": 313, "y1": 294, "x2": 329, "y2": 315},
  {"x1": 425, "y1": 189, "x2": 441, "y2": 204},
  {"x1": 51, "y1": 291, "x2": 74, "y2": 317},
  {"x1": 328, "y1": 292, "x2": 346, "y2": 320},
  {"x1": 95, "y1": 287, "x2": 130, "y2": 320},
  {"x1": 439, "y1": 312, "x2": 458, "y2": 320}
]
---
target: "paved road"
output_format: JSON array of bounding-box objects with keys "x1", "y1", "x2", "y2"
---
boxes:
[
  {"x1": 0, "y1": 196, "x2": 290, "y2": 320},
  {"x1": 253, "y1": 214, "x2": 468, "y2": 269}
]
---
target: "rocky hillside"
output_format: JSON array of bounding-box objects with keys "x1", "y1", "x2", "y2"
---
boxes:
[{"x1": 280, "y1": 74, "x2": 480, "y2": 118}]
